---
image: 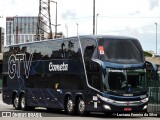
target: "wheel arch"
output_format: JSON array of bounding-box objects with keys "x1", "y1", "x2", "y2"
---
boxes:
[
  {"x1": 19, "y1": 91, "x2": 25, "y2": 99},
  {"x1": 12, "y1": 90, "x2": 18, "y2": 105},
  {"x1": 75, "y1": 93, "x2": 83, "y2": 107},
  {"x1": 64, "y1": 92, "x2": 72, "y2": 107}
]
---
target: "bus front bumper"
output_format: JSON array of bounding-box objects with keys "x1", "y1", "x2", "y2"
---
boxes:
[
  {"x1": 98, "y1": 94, "x2": 148, "y2": 112},
  {"x1": 103, "y1": 103, "x2": 148, "y2": 112}
]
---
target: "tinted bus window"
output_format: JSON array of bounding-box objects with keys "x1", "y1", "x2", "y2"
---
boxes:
[
  {"x1": 81, "y1": 39, "x2": 97, "y2": 59},
  {"x1": 98, "y1": 38, "x2": 144, "y2": 64},
  {"x1": 67, "y1": 39, "x2": 81, "y2": 61}
]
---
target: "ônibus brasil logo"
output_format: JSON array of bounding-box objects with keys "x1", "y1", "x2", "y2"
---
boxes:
[{"x1": 8, "y1": 54, "x2": 33, "y2": 79}]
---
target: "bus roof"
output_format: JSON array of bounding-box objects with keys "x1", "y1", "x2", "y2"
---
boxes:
[
  {"x1": 5, "y1": 35, "x2": 138, "y2": 48},
  {"x1": 79, "y1": 35, "x2": 137, "y2": 40}
]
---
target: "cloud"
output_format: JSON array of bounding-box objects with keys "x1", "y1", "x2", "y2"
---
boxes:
[
  {"x1": 11, "y1": 0, "x2": 16, "y2": 5},
  {"x1": 61, "y1": 9, "x2": 76, "y2": 19},
  {"x1": 128, "y1": 11, "x2": 141, "y2": 16},
  {"x1": 148, "y1": 0, "x2": 159, "y2": 10}
]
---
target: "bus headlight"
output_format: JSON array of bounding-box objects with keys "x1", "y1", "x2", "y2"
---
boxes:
[
  {"x1": 103, "y1": 105, "x2": 111, "y2": 110},
  {"x1": 97, "y1": 94, "x2": 114, "y2": 103},
  {"x1": 141, "y1": 97, "x2": 149, "y2": 103},
  {"x1": 143, "y1": 105, "x2": 147, "y2": 110}
]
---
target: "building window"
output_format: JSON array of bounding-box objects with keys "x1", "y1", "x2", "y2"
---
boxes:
[
  {"x1": 21, "y1": 35, "x2": 24, "y2": 43},
  {"x1": 25, "y1": 35, "x2": 28, "y2": 42},
  {"x1": 29, "y1": 35, "x2": 32, "y2": 42},
  {"x1": 18, "y1": 35, "x2": 20, "y2": 43}
]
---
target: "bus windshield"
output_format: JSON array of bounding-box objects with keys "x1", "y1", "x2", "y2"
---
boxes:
[
  {"x1": 103, "y1": 68, "x2": 146, "y2": 94},
  {"x1": 98, "y1": 38, "x2": 144, "y2": 64}
]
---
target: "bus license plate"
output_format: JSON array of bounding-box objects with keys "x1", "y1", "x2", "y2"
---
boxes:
[{"x1": 124, "y1": 107, "x2": 132, "y2": 111}]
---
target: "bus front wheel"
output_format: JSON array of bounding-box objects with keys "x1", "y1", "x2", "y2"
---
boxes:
[{"x1": 77, "y1": 98, "x2": 88, "y2": 116}]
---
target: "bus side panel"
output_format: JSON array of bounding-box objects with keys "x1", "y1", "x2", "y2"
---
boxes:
[
  {"x1": 2, "y1": 47, "x2": 27, "y2": 105},
  {"x1": 25, "y1": 58, "x2": 86, "y2": 109},
  {"x1": 25, "y1": 88, "x2": 64, "y2": 109}
]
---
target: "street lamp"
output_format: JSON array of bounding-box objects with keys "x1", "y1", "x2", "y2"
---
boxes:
[
  {"x1": 93, "y1": 0, "x2": 95, "y2": 35},
  {"x1": 96, "y1": 13, "x2": 99, "y2": 35},
  {"x1": 76, "y1": 23, "x2": 79, "y2": 36},
  {"x1": 155, "y1": 22, "x2": 157, "y2": 55},
  {"x1": 65, "y1": 24, "x2": 68, "y2": 37},
  {"x1": 50, "y1": 0, "x2": 57, "y2": 39}
]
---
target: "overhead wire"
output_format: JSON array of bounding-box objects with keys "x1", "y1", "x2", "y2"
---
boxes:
[
  {"x1": 106, "y1": 25, "x2": 154, "y2": 33},
  {"x1": 62, "y1": 16, "x2": 160, "y2": 20}
]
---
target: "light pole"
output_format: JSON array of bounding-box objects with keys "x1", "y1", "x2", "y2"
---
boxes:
[
  {"x1": 65, "y1": 24, "x2": 68, "y2": 37},
  {"x1": 15, "y1": 16, "x2": 18, "y2": 44},
  {"x1": 93, "y1": 0, "x2": 95, "y2": 35},
  {"x1": 96, "y1": 13, "x2": 99, "y2": 35},
  {"x1": 50, "y1": 0, "x2": 57, "y2": 39},
  {"x1": 155, "y1": 22, "x2": 157, "y2": 55},
  {"x1": 76, "y1": 23, "x2": 79, "y2": 36}
]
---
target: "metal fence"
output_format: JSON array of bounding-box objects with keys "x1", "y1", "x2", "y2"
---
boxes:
[
  {"x1": 0, "y1": 74, "x2": 2, "y2": 92},
  {"x1": 147, "y1": 73, "x2": 160, "y2": 113}
]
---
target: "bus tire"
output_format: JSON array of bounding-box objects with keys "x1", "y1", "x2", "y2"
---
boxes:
[
  {"x1": 13, "y1": 94, "x2": 21, "y2": 110},
  {"x1": 20, "y1": 94, "x2": 35, "y2": 111},
  {"x1": 20, "y1": 94, "x2": 28, "y2": 110},
  {"x1": 20, "y1": 94, "x2": 34, "y2": 111},
  {"x1": 65, "y1": 96, "x2": 75, "y2": 115},
  {"x1": 77, "y1": 97, "x2": 88, "y2": 116}
]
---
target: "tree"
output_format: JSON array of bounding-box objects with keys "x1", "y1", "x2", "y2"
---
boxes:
[{"x1": 144, "y1": 51, "x2": 152, "y2": 57}]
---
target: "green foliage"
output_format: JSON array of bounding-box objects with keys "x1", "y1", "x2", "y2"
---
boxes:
[{"x1": 144, "y1": 51, "x2": 152, "y2": 57}]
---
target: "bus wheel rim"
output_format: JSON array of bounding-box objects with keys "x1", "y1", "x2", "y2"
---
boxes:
[
  {"x1": 21, "y1": 97, "x2": 25, "y2": 109},
  {"x1": 79, "y1": 100, "x2": 85, "y2": 113},
  {"x1": 14, "y1": 97, "x2": 19, "y2": 108},
  {"x1": 67, "y1": 100, "x2": 73, "y2": 112}
]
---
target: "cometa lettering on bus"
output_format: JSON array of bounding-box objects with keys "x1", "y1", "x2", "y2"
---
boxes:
[{"x1": 49, "y1": 62, "x2": 68, "y2": 71}]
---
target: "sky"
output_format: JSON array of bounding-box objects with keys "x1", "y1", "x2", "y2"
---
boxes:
[{"x1": 0, "y1": 0, "x2": 160, "y2": 54}]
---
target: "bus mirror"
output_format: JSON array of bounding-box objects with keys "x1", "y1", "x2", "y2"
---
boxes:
[
  {"x1": 146, "y1": 61, "x2": 158, "y2": 80},
  {"x1": 146, "y1": 61, "x2": 158, "y2": 72},
  {"x1": 91, "y1": 60, "x2": 106, "y2": 77},
  {"x1": 90, "y1": 61, "x2": 100, "y2": 72}
]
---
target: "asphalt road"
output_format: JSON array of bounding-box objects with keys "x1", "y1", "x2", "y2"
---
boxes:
[{"x1": 0, "y1": 93, "x2": 159, "y2": 120}]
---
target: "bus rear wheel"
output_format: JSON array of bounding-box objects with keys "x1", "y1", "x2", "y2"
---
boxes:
[
  {"x1": 65, "y1": 97, "x2": 75, "y2": 115},
  {"x1": 13, "y1": 95, "x2": 20, "y2": 110},
  {"x1": 20, "y1": 94, "x2": 34, "y2": 111},
  {"x1": 20, "y1": 94, "x2": 27, "y2": 110}
]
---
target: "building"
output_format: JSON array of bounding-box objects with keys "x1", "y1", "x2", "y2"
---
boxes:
[
  {"x1": 6, "y1": 16, "x2": 44, "y2": 45},
  {"x1": 52, "y1": 32, "x2": 65, "y2": 39},
  {"x1": 0, "y1": 27, "x2": 4, "y2": 91},
  {"x1": 0, "y1": 27, "x2": 4, "y2": 52}
]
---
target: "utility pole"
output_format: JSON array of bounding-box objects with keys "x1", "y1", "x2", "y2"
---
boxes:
[
  {"x1": 155, "y1": 22, "x2": 157, "y2": 55},
  {"x1": 50, "y1": 0, "x2": 57, "y2": 38},
  {"x1": 96, "y1": 13, "x2": 99, "y2": 35},
  {"x1": 55, "y1": 1, "x2": 57, "y2": 38},
  {"x1": 65, "y1": 24, "x2": 68, "y2": 37},
  {"x1": 76, "y1": 23, "x2": 79, "y2": 36},
  {"x1": 36, "y1": 0, "x2": 53, "y2": 40},
  {"x1": 16, "y1": 16, "x2": 18, "y2": 44},
  {"x1": 93, "y1": 0, "x2": 95, "y2": 35}
]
